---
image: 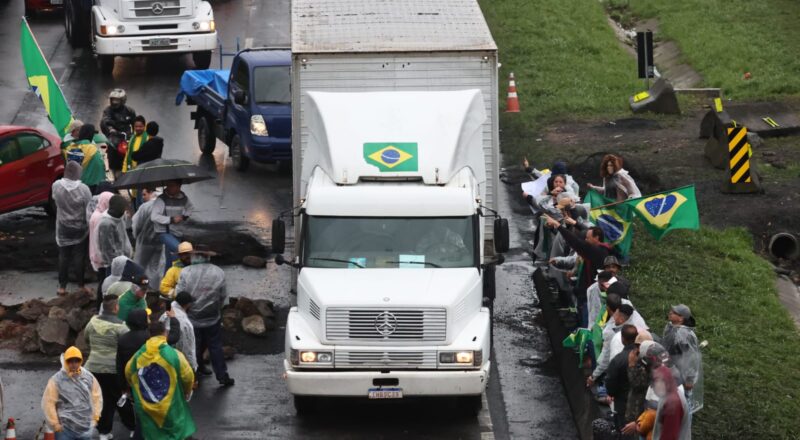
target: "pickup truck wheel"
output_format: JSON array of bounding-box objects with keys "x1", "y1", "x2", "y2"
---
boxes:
[
  {"x1": 197, "y1": 117, "x2": 216, "y2": 154},
  {"x1": 98, "y1": 55, "x2": 115, "y2": 75},
  {"x1": 457, "y1": 395, "x2": 482, "y2": 417},
  {"x1": 230, "y1": 135, "x2": 249, "y2": 172},
  {"x1": 193, "y1": 51, "x2": 212, "y2": 69},
  {"x1": 293, "y1": 396, "x2": 316, "y2": 416}
]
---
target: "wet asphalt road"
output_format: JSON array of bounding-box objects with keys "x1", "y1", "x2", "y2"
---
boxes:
[{"x1": 0, "y1": 1, "x2": 577, "y2": 438}]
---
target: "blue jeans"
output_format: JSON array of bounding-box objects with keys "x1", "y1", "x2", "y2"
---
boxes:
[
  {"x1": 195, "y1": 320, "x2": 228, "y2": 381},
  {"x1": 55, "y1": 428, "x2": 92, "y2": 440},
  {"x1": 159, "y1": 232, "x2": 181, "y2": 274}
]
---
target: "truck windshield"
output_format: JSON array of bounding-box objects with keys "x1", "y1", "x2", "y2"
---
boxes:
[
  {"x1": 304, "y1": 216, "x2": 476, "y2": 269},
  {"x1": 253, "y1": 66, "x2": 291, "y2": 104}
]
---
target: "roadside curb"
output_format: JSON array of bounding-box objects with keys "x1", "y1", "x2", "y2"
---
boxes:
[{"x1": 532, "y1": 268, "x2": 600, "y2": 440}]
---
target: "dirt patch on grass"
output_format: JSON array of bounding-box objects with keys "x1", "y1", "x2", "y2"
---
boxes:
[{"x1": 518, "y1": 101, "x2": 800, "y2": 274}]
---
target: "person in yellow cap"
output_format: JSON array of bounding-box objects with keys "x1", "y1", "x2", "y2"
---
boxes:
[
  {"x1": 41, "y1": 346, "x2": 103, "y2": 440},
  {"x1": 159, "y1": 242, "x2": 193, "y2": 299}
]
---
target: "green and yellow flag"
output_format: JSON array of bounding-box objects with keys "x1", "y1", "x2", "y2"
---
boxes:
[
  {"x1": 20, "y1": 18, "x2": 73, "y2": 138},
  {"x1": 363, "y1": 142, "x2": 418, "y2": 172},
  {"x1": 625, "y1": 185, "x2": 700, "y2": 240},
  {"x1": 584, "y1": 190, "x2": 635, "y2": 257}
]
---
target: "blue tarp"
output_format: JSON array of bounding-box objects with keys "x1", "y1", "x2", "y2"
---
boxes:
[{"x1": 175, "y1": 69, "x2": 230, "y2": 105}]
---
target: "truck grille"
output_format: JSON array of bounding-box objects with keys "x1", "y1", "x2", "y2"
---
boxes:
[
  {"x1": 131, "y1": 0, "x2": 183, "y2": 17},
  {"x1": 335, "y1": 350, "x2": 437, "y2": 369},
  {"x1": 326, "y1": 308, "x2": 446, "y2": 342}
]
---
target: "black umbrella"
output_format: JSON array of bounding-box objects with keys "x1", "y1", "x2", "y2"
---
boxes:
[{"x1": 111, "y1": 158, "x2": 215, "y2": 189}]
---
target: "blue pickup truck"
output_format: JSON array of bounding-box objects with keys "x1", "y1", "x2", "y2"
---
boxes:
[{"x1": 177, "y1": 49, "x2": 291, "y2": 171}]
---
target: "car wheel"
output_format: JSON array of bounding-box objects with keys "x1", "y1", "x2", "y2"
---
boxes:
[
  {"x1": 193, "y1": 51, "x2": 212, "y2": 69},
  {"x1": 197, "y1": 116, "x2": 216, "y2": 154},
  {"x1": 44, "y1": 191, "x2": 57, "y2": 217},
  {"x1": 293, "y1": 396, "x2": 316, "y2": 416},
  {"x1": 456, "y1": 395, "x2": 482, "y2": 418},
  {"x1": 230, "y1": 135, "x2": 249, "y2": 172}
]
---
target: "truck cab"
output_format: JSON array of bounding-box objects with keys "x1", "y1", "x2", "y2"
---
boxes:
[
  {"x1": 275, "y1": 90, "x2": 508, "y2": 415},
  {"x1": 65, "y1": 0, "x2": 217, "y2": 73}
]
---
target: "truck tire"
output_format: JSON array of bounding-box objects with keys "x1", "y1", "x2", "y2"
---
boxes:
[
  {"x1": 64, "y1": 1, "x2": 89, "y2": 47},
  {"x1": 193, "y1": 51, "x2": 212, "y2": 69},
  {"x1": 457, "y1": 395, "x2": 482, "y2": 417},
  {"x1": 98, "y1": 55, "x2": 115, "y2": 75},
  {"x1": 293, "y1": 396, "x2": 316, "y2": 416},
  {"x1": 197, "y1": 116, "x2": 216, "y2": 154},
  {"x1": 230, "y1": 135, "x2": 250, "y2": 172},
  {"x1": 24, "y1": 2, "x2": 38, "y2": 19}
]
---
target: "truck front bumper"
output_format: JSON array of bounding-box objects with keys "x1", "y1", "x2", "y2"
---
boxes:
[
  {"x1": 246, "y1": 137, "x2": 292, "y2": 163},
  {"x1": 284, "y1": 359, "x2": 490, "y2": 397},
  {"x1": 94, "y1": 32, "x2": 217, "y2": 56}
]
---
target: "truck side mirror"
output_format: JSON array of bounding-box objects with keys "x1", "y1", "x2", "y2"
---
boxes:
[
  {"x1": 272, "y1": 218, "x2": 286, "y2": 254},
  {"x1": 233, "y1": 89, "x2": 247, "y2": 105},
  {"x1": 494, "y1": 218, "x2": 509, "y2": 253}
]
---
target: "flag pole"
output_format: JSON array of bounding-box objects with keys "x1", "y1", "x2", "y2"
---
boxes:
[
  {"x1": 589, "y1": 184, "x2": 695, "y2": 211},
  {"x1": 20, "y1": 16, "x2": 74, "y2": 121}
]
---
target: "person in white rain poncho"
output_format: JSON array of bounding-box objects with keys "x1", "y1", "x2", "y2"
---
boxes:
[
  {"x1": 101, "y1": 256, "x2": 131, "y2": 296},
  {"x1": 41, "y1": 346, "x2": 103, "y2": 439},
  {"x1": 95, "y1": 195, "x2": 133, "y2": 306},
  {"x1": 662, "y1": 304, "x2": 703, "y2": 413},
  {"x1": 53, "y1": 161, "x2": 93, "y2": 296},
  {"x1": 132, "y1": 187, "x2": 164, "y2": 289},
  {"x1": 176, "y1": 250, "x2": 234, "y2": 386},
  {"x1": 159, "y1": 291, "x2": 198, "y2": 371}
]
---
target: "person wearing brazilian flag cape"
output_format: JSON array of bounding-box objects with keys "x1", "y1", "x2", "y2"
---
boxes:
[{"x1": 126, "y1": 320, "x2": 196, "y2": 440}]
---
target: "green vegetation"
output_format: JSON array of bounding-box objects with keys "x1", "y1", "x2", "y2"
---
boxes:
[
  {"x1": 627, "y1": 227, "x2": 800, "y2": 439},
  {"x1": 611, "y1": 0, "x2": 800, "y2": 99}
]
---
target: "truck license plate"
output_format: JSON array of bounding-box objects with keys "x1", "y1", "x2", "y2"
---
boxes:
[
  {"x1": 368, "y1": 387, "x2": 403, "y2": 399},
  {"x1": 51, "y1": 0, "x2": 63, "y2": 4},
  {"x1": 149, "y1": 38, "x2": 171, "y2": 47}
]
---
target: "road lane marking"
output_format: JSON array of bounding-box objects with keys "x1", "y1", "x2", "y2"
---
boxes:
[{"x1": 480, "y1": 391, "x2": 495, "y2": 439}]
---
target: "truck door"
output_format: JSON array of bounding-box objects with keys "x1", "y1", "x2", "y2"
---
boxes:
[{"x1": 227, "y1": 58, "x2": 251, "y2": 145}]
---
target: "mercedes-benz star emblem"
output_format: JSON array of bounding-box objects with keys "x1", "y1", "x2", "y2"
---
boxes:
[
  {"x1": 374, "y1": 311, "x2": 398, "y2": 336},
  {"x1": 151, "y1": 2, "x2": 165, "y2": 15}
]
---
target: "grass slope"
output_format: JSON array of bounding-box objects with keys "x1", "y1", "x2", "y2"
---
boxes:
[
  {"x1": 627, "y1": 227, "x2": 800, "y2": 439},
  {"x1": 616, "y1": 0, "x2": 800, "y2": 99}
]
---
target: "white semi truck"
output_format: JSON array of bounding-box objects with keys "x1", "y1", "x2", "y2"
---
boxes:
[
  {"x1": 271, "y1": 0, "x2": 505, "y2": 415},
  {"x1": 64, "y1": 0, "x2": 217, "y2": 73}
]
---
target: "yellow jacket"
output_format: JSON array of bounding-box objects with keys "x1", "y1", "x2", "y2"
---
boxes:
[
  {"x1": 160, "y1": 260, "x2": 185, "y2": 298},
  {"x1": 41, "y1": 348, "x2": 102, "y2": 433}
]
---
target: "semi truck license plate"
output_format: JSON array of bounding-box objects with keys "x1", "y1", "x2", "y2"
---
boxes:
[
  {"x1": 149, "y1": 38, "x2": 171, "y2": 47},
  {"x1": 368, "y1": 387, "x2": 403, "y2": 399}
]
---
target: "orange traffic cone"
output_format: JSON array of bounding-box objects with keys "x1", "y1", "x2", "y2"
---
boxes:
[
  {"x1": 4, "y1": 418, "x2": 16, "y2": 440},
  {"x1": 42, "y1": 425, "x2": 55, "y2": 440},
  {"x1": 505, "y1": 72, "x2": 520, "y2": 113}
]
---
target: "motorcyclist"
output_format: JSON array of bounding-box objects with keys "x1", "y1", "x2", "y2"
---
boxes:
[{"x1": 100, "y1": 89, "x2": 137, "y2": 176}]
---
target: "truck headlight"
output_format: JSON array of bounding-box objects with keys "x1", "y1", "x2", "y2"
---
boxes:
[
  {"x1": 439, "y1": 351, "x2": 477, "y2": 365},
  {"x1": 300, "y1": 351, "x2": 333, "y2": 364},
  {"x1": 100, "y1": 25, "x2": 124, "y2": 36},
  {"x1": 250, "y1": 115, "x2": 269, "y2": 136},
  {"x1": 194, "y1": 20, "x2": 216, "y2": 32}
]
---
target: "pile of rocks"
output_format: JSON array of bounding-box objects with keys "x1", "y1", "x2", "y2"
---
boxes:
[
  {"x1": 222, "y1": 297, "x2": 277, "y2": 337},
  {"x1": 0, "y1": 291, "x2": 96, "y2": 356}
]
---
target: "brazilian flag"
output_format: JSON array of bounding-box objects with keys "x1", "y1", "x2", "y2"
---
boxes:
[
  {"x1": 127, "y1": 337, "x2": 196, "y2": 440},
  {"x1": 363, "y1": 142, "x2": 418, "y2": 172},
  {"x1": 20, "y1": 18, "x2": 73, "y2": 138},
  {"x1": 563, "y1": 328, "x2": 593, "y2": 366},
  {"x1": 625, "y1": 185, "x2": 700, "y2": 240},
  {"x1": 584, "y1": 190, "x2": 634, "y2": 257}
]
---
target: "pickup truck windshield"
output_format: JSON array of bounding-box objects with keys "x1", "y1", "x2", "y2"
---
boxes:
[
  {"x1": 304, "y1": 216, "x2": 476, "y2": 269},
  {"x1": 253, "y1": 66, "x2": 290, "y2": 104}
]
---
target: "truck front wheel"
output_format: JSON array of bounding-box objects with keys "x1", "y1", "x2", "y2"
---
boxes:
[
  {"x1": 230, "y1": 135, "x2": 250, "y2": 172},
  {"x1": 197, "y1": 116, "x2": 216, "y2": 154},
  {"x1": 293, "y1": 395, "x2": 317, "y2": 416},
  {"x1": 457, "y1": 395, "x2": 482, "y2": 417},
  {"x1": 193, "y1": 51, "x2": 212, "y2": 69},
  {"x1": 64, "y1": 1, "x2": 89, "y2": 47}
]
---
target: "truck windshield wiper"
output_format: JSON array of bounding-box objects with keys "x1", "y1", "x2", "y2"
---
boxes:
[
  {"x1": 387, "y1": 261, "x2": 442, "y2": 268},
  {"x1": 308, "y1": 257, "x2": 364, "y2": 268}
]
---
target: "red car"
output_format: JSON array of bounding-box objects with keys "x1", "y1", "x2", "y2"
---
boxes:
[
  {"x1": 0, "y1": 125, "x2": 65, "y2": 216},
  {"x1": 25, "y1": 0, "x2": 63, "y2": 18}
]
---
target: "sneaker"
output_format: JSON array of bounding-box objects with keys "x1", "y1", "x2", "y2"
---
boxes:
[
  {"x1": 199, "y1": 364, "x2": 213, "y2": 376},
  {"x1": 99, "y1": 434, "x2": 113, "y2": 440},
  {"x1": 219, "y1": 375, "x2": 235, "y2": 387}
]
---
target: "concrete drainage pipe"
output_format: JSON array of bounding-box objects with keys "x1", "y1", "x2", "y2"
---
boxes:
[{"x1": 769, "y1": 233, "x2": 799, "y2": 260}]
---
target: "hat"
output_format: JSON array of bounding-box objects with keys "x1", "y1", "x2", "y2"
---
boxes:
[
  {"x1": 603, "y1": 255, "x2": 621, "y2": 268},
  {"x1": 64, "y1": 346, "x2": 83, "y2": 361},
  {"x1": 634, "y1": 329, "x2": 653, "y2": 345},
  {"x1": 551, "y1": 161, "x2": 568, "y2": 175},
  {"x1": 65, "y1": 160, "x2": 82, "y2": 181},
  {"x1": 177, "y1": 242, "x2": 194, "y2": 254},
  {"x1": 638, "y1": 340, "x2": 655, "y2": 360},
  {"x1": 176, "y1": 291, "x2": 194, "y2": 306},
  {"x1": 121, "y1": 260, "x2": 148, "y2": 286},
  {"x1": 670, "y1": 304, "x2": 692, "y2": 321},
  {"x1": 107, "y1": 195, "x2": 128, "y2": 218}
]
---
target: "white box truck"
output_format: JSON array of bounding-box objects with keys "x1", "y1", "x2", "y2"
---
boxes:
[{"x1": 272, "y1": 0, "x2": 506, "y2": 415}]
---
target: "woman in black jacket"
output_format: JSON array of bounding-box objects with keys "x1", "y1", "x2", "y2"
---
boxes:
[{"x1": 131, "y1": 121, "x2": 163, "y2": 165}]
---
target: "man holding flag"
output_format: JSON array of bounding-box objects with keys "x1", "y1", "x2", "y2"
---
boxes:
[{"x1": 20, "y1": 17, "x2": 73, "y2": 138}]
